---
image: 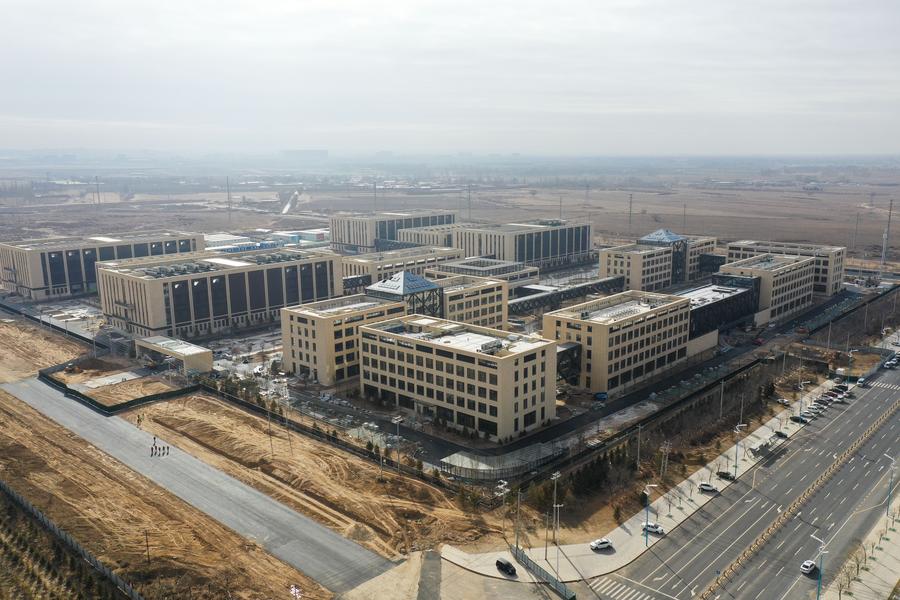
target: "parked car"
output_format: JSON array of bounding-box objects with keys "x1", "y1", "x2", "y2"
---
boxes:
[
  {"x1": 642, "y1": 522, "x2": 665, "y2": 535},
  {"x1": 777, "y1": 398, "x2": 791, "y2": 406},
  {"x1": 752, "y1": 338, "x2": 764, "y2": 346},
  {"x1": 717, "y1": 470, "x2": 736, "y2": 481},
  {"x1": 774, "y1": 430, "x2": 789, "y2": 439},
  {"x1": 589, "y1": 538, "x2": 613, "y2": 551},
  {"x1": 800, "y1": 559, "x2": 817, "y2": 574},
  {"x1": 698, "y1": 482, "x2": 719, "y2": 493},
  {"x1": 496, "y1": 558, "x2": 517, "y2": 576},
  {"x1": 791, "y1": 415, "x2": 810, "y2": 424}
]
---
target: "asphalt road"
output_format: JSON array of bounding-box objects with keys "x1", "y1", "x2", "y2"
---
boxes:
[
  {"x1": 582, "y1": 367, "x2": 900, "y2": 600},
  {"x1": 1, "y1": 377, "x2": 394, "y2": 594}
]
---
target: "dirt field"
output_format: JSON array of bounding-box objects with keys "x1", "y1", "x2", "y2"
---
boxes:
[
  {"x1": 89, "y1": 377, "x2": 179, "y2": 406},
  {"x1": 124, "y1": 393, "x2": 504, "y2": 558},
  {"x1": 0, "y1": 390, "x2": 330, "y2": 600},
  {"x1": 0, "y1": 318, "x2": 86, "y2": 383}
]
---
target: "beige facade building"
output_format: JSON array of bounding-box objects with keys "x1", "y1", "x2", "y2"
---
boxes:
[
  {"x1": 425, "y1": 257, "x2": 540, "y2": 289},
  {"x1": 543, "y1": 291, "x2": 690, "y2": 396},
  {"x1": 397, "y1": 223, "x2": 468, "y2": 247},
  {"x1": 360, "y1": 315, "x2": 556, "y2": 441},
  {"x1": 341, "y1": 246, "x2": 463, "y2": 282},
  {"x1": 98, "y1": 248, "x2": 342, "y2": 338},
  {"x1": 329, "y1": 210, "x2": 456, "y2": 253},
  {"x1": 0, "y1": 231, "x2": 203, "y2": 300},
  {"x1": 726, "y1": 240, "x2": 845, "y2": 296},
  {"x1": 686, "y1": 236, "x2": 717, "y2": 280},
  {"x1": 719, "y1": 254, "x2": 815, "y2": 323},
  {"x1": 452, "y1": 219, "x2": 592, "y2": 269},
  {"x1": 282, "y1": 295, "x2": 407, "y2": 386},
  {"x1": 598, "y1": 244, "x2": 673, "y2": 291}
]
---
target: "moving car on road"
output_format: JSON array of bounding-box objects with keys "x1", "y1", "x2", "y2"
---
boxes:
[
  {"x1": 642, "y1": 522, "x2": 665, "y2": 535},
  {"x1": 589, "y1": 538, "x2": 613, "y2": 551},
  {"x1": 495, "y1": 558, "x2": 517, "y2": 576},
  {"x1": 800, "y1": 559, "x2": 817, "y2": 574}
]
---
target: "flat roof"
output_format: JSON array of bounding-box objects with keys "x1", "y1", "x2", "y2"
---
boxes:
[
  {"x1": 549, "y1": 291, "x2": 686, "y2": 324},
  {"x1": 367, "y1": 316, "x2": 549, "y2": 355},
  {"x1": 602, "y1": 244, "x2": 670, "y2": 255},
  {"x1": 724, "y1": 253, "x2": 813, "y2": 272},
  {"x1": 730, "y1": 240, "x2": 844, "y2": 253},
  {"x1": 343, "y1": 246, "x2": 460, "y2": 263},
  {"x1": 97, "y1": 248, "x2": 336, "y2": 279},
  {"x1": 331, "y1": 210, "x2": 455, "y2": 220},
  {"x1": 400, "y1": 223, "x2": 468, "y2": 232},
  {"x1": 286, "y1": 294, "x2": 401, "y2": 317},
  {"x1": 138, "y1": 336, "x2": 210, "y2": 357},
  {"x1": 464, "y1": 219, "x2": 587, "y2": 233},
  {"x1": 1, "y1": 230, "x2": 198, "y2": 251},
  {"x1": 679, "y1": 284, "x2": 749, "y2": 308}
]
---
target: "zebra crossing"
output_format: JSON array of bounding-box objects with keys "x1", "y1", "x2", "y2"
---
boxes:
[
  {"x1": 589, "y1": 576, "x2": 664, "y2": 599},
  {"x1": 872, "y1": 381, "x2": 900, "y2": 391}
]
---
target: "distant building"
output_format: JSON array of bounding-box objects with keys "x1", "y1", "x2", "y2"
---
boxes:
[
  {"x1": 360, "y1": 315, "x2": 557, "y2": 440},
  {"x1": 425, "y1": 257, "x2": 540, "y2": 289},
  {"x1": 719, "y1": 254, "x2": 815, "y2": 324},
  {"x1": 341, "y1": 246, "x2": 463, "y2": 282},
  {"x1": 543, "y1": 291, "x2": 690, "y2": 396},
  {"x1": 452, "y1": 219, "x2": 592, "y2": 269},
  {"x1": 0, "y1": 230, "x2": 204, "y2": 300},
  {"x1": 726, "y1": 240, "x2": 845, "y2": 296},
  {"x1": 397, "y1": 223, "x2": 469, "y2": 247},
  {"x1": 329, "y1": 210, "x2": 456, "y2": 253},
  {"x1": 638, "y1": 229, "x2": 717, "y2": 283},
  {"x1": 98, "y1": 248, "x2": 342, "y2": 338},
  {"x1": 598, "y1": 244, "x2": 673, "y2": 291}
]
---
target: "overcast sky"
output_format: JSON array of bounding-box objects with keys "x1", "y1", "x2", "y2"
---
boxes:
[{"x1": 2, "y1": 0, "x2": 898, "y2": 155}]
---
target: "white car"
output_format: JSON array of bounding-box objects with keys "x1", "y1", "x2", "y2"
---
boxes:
[
  {"x1": 800, "y1": 559, "x2": 817, "y2": 574},
  {"x1": 642, "y1": 522, "x2": 664, "y2": 535},
  {"x1": 589, "y1": 538, "x2": 613, "y2": 551},
  {"x1": 698, "y1": 482, "x2": 719, "y2": 493}
]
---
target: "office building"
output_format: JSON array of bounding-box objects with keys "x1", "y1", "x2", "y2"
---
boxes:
[
  {"x1": 397, "y1": 223, "x2": 468, "y2": 247},
  {"x1": 282, "y1": 295, "x2": 407, "y2": 386},
  {"x1": 638, "y1": 229, "x2": 716, "y2": 284},
  {"x1": 341, "y1": 246, "x2": 463, "y2": 282},
  {"x1": 0, "y1": 231, "x2": 204, "y2": 300},
  {"x1": 719, "y1": 254, "x2": 815, "y2": 324},
  {"x1": 425, "y1": 257, "x2": 540, "y2": 289},
  {"x1": 98, "y1": 248, "x2": 342, "y2": 338},
  {"x1": 726, "y1": 240, "x2": 845, "y2": 296},
  {"x1": 329, "y1": 210, "x2": 456, "y2": 253},
  {"x1": 452, "y1": 219, "x2": 592, "y2": 269},
  {"x1": 598, "y1": 244, "x2": 673, "y2": 291},
  {"x1": 360, "y1": 315, "x2": 556, "y2": 440},
  {"x1": 543, "y1": 291, "x2": 690, "y2": 396}
]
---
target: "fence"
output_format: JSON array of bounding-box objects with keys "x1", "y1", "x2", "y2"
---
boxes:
[
  {"x1": 509, "y1": 544, "x2": 576, "y2": 600},
  {"x1": 0, "y1": 478, "x2": 143, "y2": 600},
  {"x1": 0, "y1": 298, "x2": 108, "y2": 350}
]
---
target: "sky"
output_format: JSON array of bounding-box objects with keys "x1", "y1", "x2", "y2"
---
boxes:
[{"x1": 1, "y1": 0, "x2": 899, "y2": 155}]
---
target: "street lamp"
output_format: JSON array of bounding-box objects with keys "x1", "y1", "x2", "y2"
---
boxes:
[
  {"x1": 733, "y1": 424, "x2": 747, "y2": 478},
  {"x1": 391, "y1": 416, "x2": 403, "y2": 474},
  {"x1": 811, "y1": 534, "x2": 828, "y2": 600},
  {"x1": 643, "y1": 484, "x2": 658, "y2": 547},
  {"x1": 885, "y1": 453, "x2": 896, "y2": 519}
]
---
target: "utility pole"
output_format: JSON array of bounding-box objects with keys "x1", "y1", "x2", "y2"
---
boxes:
[
  {"x1": 550, "y1": 471, "x2": 560, "y2": 543},
  {"x1": 628, "y1": 193, "x2": 633, "y2": 235},
  {"x1": 682, "y1": 203, "x2": 686, "y2": 232},
  {"x1": 636, "y1": 424, "x2": 642, "y2": 467},
  {"x1": 853, "y1": 212, "x2": 860, "y2": 249},
  {"x1": 226, "y1": 176, "x2": 232, "y2": 226},
  {"x1": 719, "y1": 379, "x2": 725, "y2": 418},
  {"x1": 467, "y1": 184, "x2": 472, "y2": 221},
  {"x1": 145, "y1": 530, "x2": 150, "y2": 565},
  {"x1": 514, "y1": 489, "x2": 521, "y2": 548}
]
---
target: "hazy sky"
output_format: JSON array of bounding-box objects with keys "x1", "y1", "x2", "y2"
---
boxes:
[{"x1": 2, "y1": 0, "x2": 898, "y2": 155}]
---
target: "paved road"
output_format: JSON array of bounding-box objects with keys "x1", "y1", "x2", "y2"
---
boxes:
[
  {"x1": 1, "y1": 377, "x2": 394, "y2": 594},
  {"x1": 583, "y1": 367, "x2": 900, "y2": 600}
]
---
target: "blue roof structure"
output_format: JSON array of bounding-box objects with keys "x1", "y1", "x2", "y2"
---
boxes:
[
  {"x1": 366, "y1": 271, "x2": 439, "y2": 296},
  {"x1": 640, "y1": 229, "x2": 686, "y2": 244}
]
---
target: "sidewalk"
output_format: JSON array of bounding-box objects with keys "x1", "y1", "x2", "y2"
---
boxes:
[
  {"x1": 823, "y1": 496, "x2": 899, "y2": 600},
  {"x1": 442, "y1": 377, "x2": 837, "y2": 583}
]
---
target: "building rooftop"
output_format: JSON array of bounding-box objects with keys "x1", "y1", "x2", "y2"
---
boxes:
[
  {"x1": 549, "y1": 291, "x2": 686, "y2": 324},
  {"x1": 366, "y1": 316, "x2": 549, "y2": 356},
  {"x1": 1, "y1": 230, "x2": 198, "y2": 251},
  {"x1": 430, "y1": 257, "x2": 537, "y2": 275},
  {"x1": 678, "y1": 284, "x2": 749, "y2": 308},
  {"x1": 400, "y1": 223, "x2": 468, "y2": 232},
  {"x1": 724, "y1": 253, "x2": 814, "y2": 272},
  {"x1": 464, "y1": 219, "x2": 586, "y2": 233},
  {"x1": 139, "y1": 336, "x2": 210, "y2": 357},
  {"x1": 285, "y1": 294, "x2": 401, "y2": 318},
  {"x1": 343, "y1": 246, "x2": 460, "y2": 263},
  {"x1": 331, "y1": 210, "x2": 455, "y2": 220},
  {"x1": 366, "y1": 271, "x2": 440, "y2": 295},
  {"x1": 729, "y1": 240, "x2": 845, "y2": 253},
  {"x1": 603, "y1": 243, "x2": 670, "y2": 255},
  {"x1": 97, "y1": 248, "x2": 336, "y2": 279},
  {"x1": 640, "y1": 228, "x2": 685, "y2": 244},
  {"x1": 435, "y1": 275, "x2": 502, "y2": 294}
]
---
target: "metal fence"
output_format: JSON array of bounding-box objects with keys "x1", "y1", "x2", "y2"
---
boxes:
[
  {"x1": 0, "y1": 478, "x2": 143, "y2": 600},
  {"x1": 509, "y1": 544, "x2": 576, "y2": 600}
]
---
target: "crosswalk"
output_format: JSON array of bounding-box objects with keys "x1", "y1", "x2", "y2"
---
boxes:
[
  {"x1": 589, "y1": 577, "x2": 661, "y2": 599},
  {"x1": 871, "y1": 381, "x2": 900, "y2": 391}
]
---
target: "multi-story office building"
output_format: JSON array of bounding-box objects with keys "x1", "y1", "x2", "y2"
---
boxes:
[
  {"x1": 598, "y1": 244, "x2": 673, "y2": 291},
  {"x1": 397, "y1": 223, "x2": 469, "y2": 247},
  {"x1": 341, "y1": 246, "x2": 463, "y2": 282},
  {"x1": 360, "y1": 315, "x2": 556, "y2": 440},
  {"x1": 98, "y1": 248, "x2": 342, "y2": 338},
  {"x1": 452, "y1": 219, "x2": 592, "y2": 269},
  {"x1": 425, "y1": 257, "x2": 540, "y2": 289},
  {"x1": 282, "y1": 295, "x2": 407, "y2": 386},
  {"x1": 543, "y1": 291, "x2": 690, "y2": 396},
  {"x1": 329, "y1": 210, "x2": 456, "y2": 253},
  {"x1": 0, "y1": 231, "x2": 204, "y2": 300},
  {"x1": 719, "y1": 254, "x2": 815, "y2": 323},
  {"x1": 635, "y1": 229, "x2": 717, "y2": 284},
  {"x1": 726, "y1": 240, "x2": 845, "y2": 296}
]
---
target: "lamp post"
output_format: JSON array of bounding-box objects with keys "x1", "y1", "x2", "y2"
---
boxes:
[
  {"x1": 885, "y1": 454, "x2": 896, "y2": 519},
  {"x1": 643, "y1": 484, "x2": 658, "y2": 547},
  {"x1": 550, "y1": 471, "x2": 561, "y2": 543},
  {"x1": 391, "y1": 416, "x2": 403, "y2": 474},
  {"x1": 811, "y1": 534, "x2": 828, "y2": 600},
  {"x1": 733, "y1": 424, "x2": 747, "y2": 478}
]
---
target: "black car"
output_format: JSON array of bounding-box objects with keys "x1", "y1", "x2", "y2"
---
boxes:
[
  {"x1": 496, "y1": 558, "x2": 517, "y2": 576},
  {"x1": 716, "y1": 470, "x2": 736, "y2": 481},
  {"x1": 791, "y1": 415, "x2": 810, "y2": 424},
  {"x1": 774, "y1": 430, "x2": 789, "y2": 439}
]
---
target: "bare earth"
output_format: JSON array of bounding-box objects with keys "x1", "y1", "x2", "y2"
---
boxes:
[
  {"x1": 0, "y1": 389, "x2": 330, "y2": 600},
  {"x1": 123, "y1": 393, "x2": 504, "y2": 558},
  {"x1": 0, "y1": 319, "x2": 85, "y2": 383}
]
